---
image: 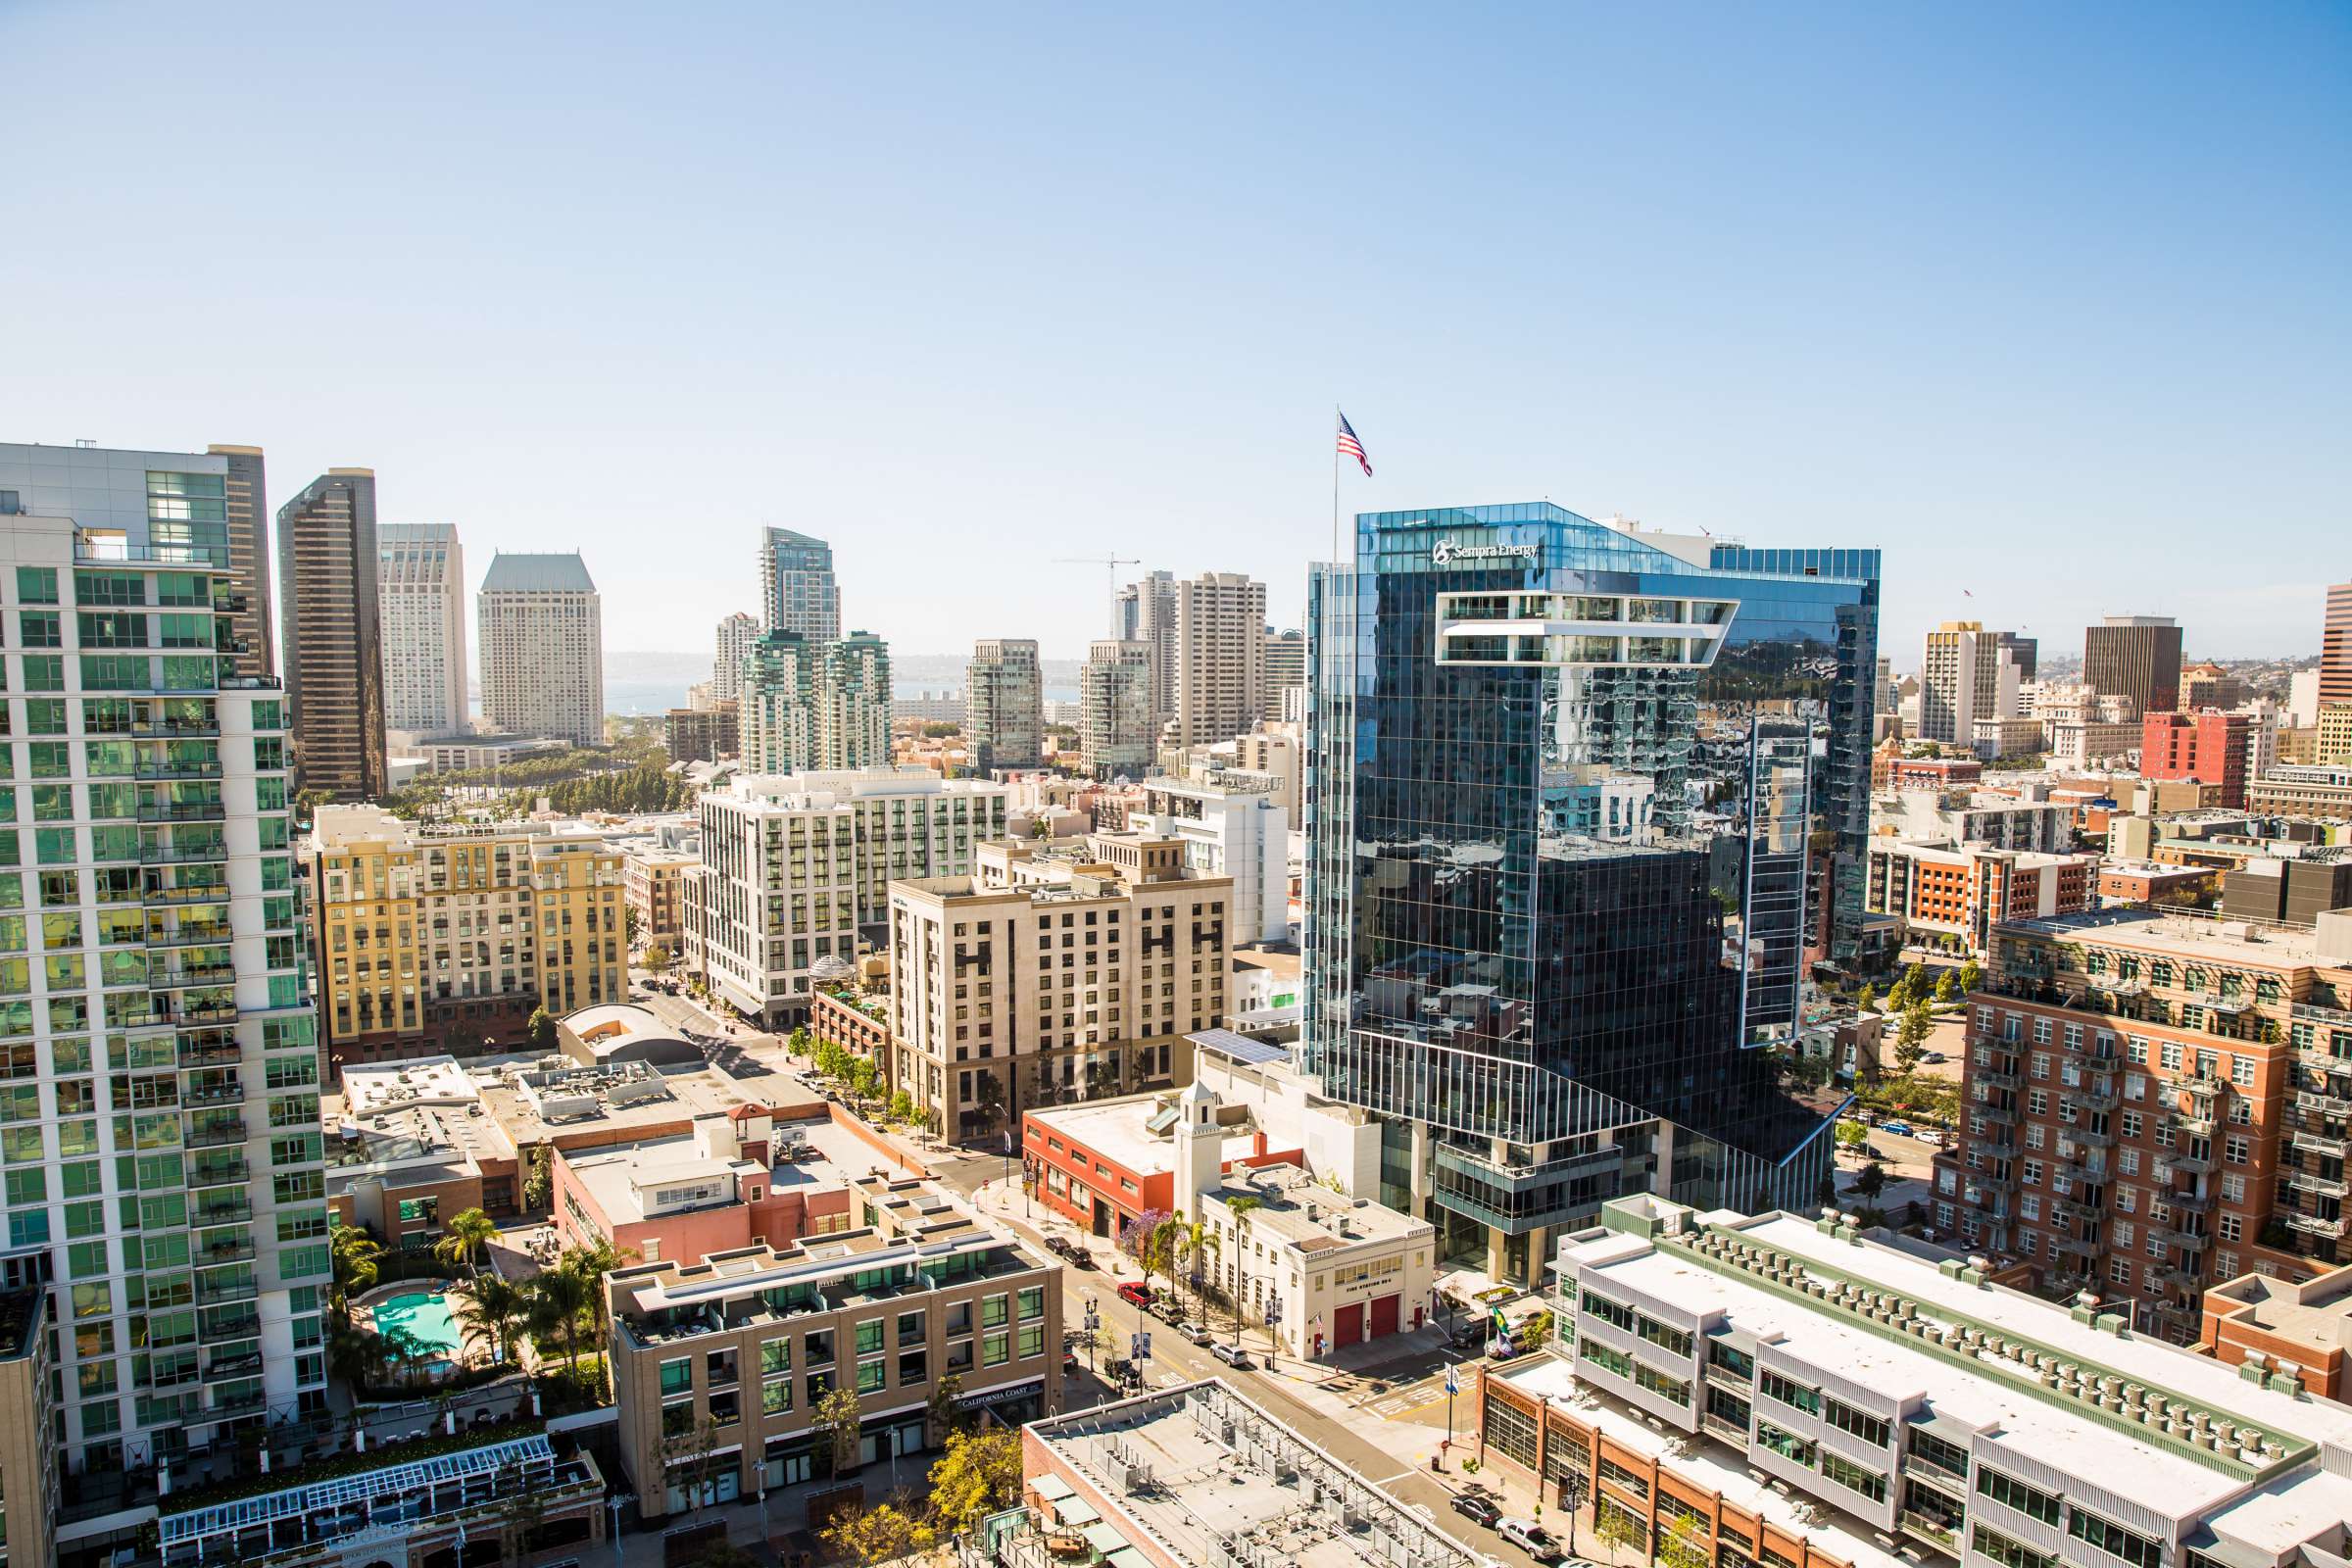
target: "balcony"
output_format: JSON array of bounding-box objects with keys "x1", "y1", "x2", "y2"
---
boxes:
[
  {"x1": 184, "y1": 1117, "x2": 247, "y2": 1150},
  {"x1": 2164, "y1": 1189, "x2": 2214, "y2": 1214},
  {"x1": 2287, "y1": 1169, "x2": 2349, "y2": 1200},
  {"x1": 141, "y1": 842, "x2": 229, "y2": 864},
  {"x1": 1975, "y1": 1138, "x2": 2019, "y2": 1161},
  {"x1": 1973, "y1": 1103, "x2": 2019, "y2": 1128},
  {"x1": 198, "y1": 1309, "x2": 261, "y2": 1343},
  {"x1": 202, "y1": 1349, "x2": 263, "y2": 1379},
  {"x1": 177, "y1": 1040, "x2": 242, "y2": 1069},
  {"x1": 133, "y1": 721, "x2": 220, "y2": 739},
  {"x1": 2154, "y1": 1265, "x2": 2203, "y2": 1292},
  {"x1": 2207, "y1": 993, "x2": 2253, "y2": 1017},
  {"x1": 182, "y1": 1081, "x2": 245, "y2": 1107},
  {"x1": 146, "y1": 924, "x2": 233, "y2": 950},
  {"x1": 2294, "y1": 1131, "x2": 2349, "y2": 1159},
  {"x1": 208, "y1": 1385, "x2": 268, "y2": 1417},
  {"x1": 196, "y1": 1275, "x2": 260, "y2": 1306},
  {"x1": 2064, "y1": 1090, "x2": 2119, "y2": 1115},
  {"x1": 2170, "y1": 1112, "x2": 2216, "y2": 1139},
  {"x1": 2168, "y1": 1151, "x2": 2214, "y2": 1175},
  {"x1": 1977, "y1": 1069, "x2": 2022, "y2": 1092},
  {"x1": 1901, "y1": 1448, "x2": 1971, "y2": 1490},
  {"x1": 1702, "y1": 1411, "x2": 1750, "y2": 1445},
  {"x1": 135, "y1": 760, "x2": 224, "y2": 781},
  {"x1": 2087, "y1": 974, "x2": 2147, "y2": 998},
  {"x1": 2069, "y1": 1128, "x2": 2116, "y2": 1151},
  {"x1": 2155, "y1": 1228, "x2": 2210, "y2": 1252},
  {"x1": 139, "y1": 803, "x2": 225, "y2": 824},
  {"x1": 2054, "y1": 1198, "x2": 2104, "y2": 1225},
  {"x1": 1899, "y1": 1512, "x2": 1960, "y2": 1551},
  {"x1": 192, "y1": 1198, "x2": 254, "y2": 1227},
  {"x1": 186, "y1": 1154, "x2": 248, "y2": 1188},
  {"x1": 2299, "y1": 1092, "x2": 2352, "y2": 1118},
  {"x1": 2051, "y1": 1233, "x2": 2102, "y2": 1258},
  {"x1": 2180, "y1": 1076, "x2": 2225, "y2": 1102},
  {"x1": 2288, "y1": 1212, "x2": 2349, "y2": 1240}
]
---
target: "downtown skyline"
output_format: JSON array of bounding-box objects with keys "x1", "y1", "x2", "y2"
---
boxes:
[{"x1": 3, "y1": 3, "x2": 2345, "y2": 662}]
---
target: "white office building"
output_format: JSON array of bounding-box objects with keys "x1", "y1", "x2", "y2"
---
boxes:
[
  {"x1": 1130, "y1": 764, "x2": 1290, "y2": 944},
  {"x1": 711, "y1": 611, "x2": 760, "y2": 704},
  {"x1": 377, "y1": 521, "x2": 468, "y2": 738}
]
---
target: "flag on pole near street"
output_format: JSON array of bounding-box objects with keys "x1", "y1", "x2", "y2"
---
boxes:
[
  {"x1": 1337, "y1": 411, "x2": 1372, "y2": 476},
  {"x1": 1445, "y1": 1364, "x2": 1459, "y2": 1396}
]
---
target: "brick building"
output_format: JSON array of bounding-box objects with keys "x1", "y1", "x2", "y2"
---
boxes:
[
  {"x1": 1864, "y1": 842, "x2": 2095, "y2": 954},
  {"x1": 2141, "y1": 710, "x2": 2255, "y2": 809}
]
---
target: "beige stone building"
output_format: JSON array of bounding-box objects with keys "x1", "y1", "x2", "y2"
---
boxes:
[
  {"x1": 605, "y1": 1176, "x2": 1061, "y2": 1517},
  {"x1": 304, "y1": 806, "x2": 626, "y2": 1066},
  {"x1": 888, "y1": 834, "x2": 1232, "y2": 1140},
  {"x1": 0, "y1": 1288, "x2": 56, "y2": 1568},
  {"x1": 1168, "y1": 571, "x2": 1266, "y2": 750}
]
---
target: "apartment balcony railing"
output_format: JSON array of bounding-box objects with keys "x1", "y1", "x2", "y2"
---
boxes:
[
  {"x1": 2054, "y1": 1198, "x2": 2104, "y2": 1226},
  {"x1": 2154, "y1": 1228, "x2": 2210, "y2": 1252},
  {"x1": 181, "y1": 1082, "x2": 245, "y2": 1107},
  {"x1": 2287, "y1": 1169, "x2": 2350, "y2": 1200},
  {"x1": 1975, "y1": 1138, "x2": 2019, "y2": 1161},
  {"x1": 198, "y1": 1309, "x2": 262, "y2": 1344},
  {"x1": 195, "y1": 1275, "x2": 260, "y2": 1306},
  {"x1": 2293, "y1": 1131, "x2": 2349, "y2": 1159},
  {"x1": 2069, "y1": 1128, "x2": 2116, "y2": 1151},
  {"x1": 2050, "y1": 1234, "x2": 2101, "y2": 1259},
  {"x1": 2289, "y1": 1211, "x2": 2350, "y2": 1239},
  {"x1": 1973, "y1": 1103, "x2": 2019, "y2": 1128},
  {"x1": 135, "y1": 760, "x2": 223, "y2": 781},
  {"x1": 183, "y1": 1116, "x2": 247, "y2": 1150},
  {"x1": 185, "y1": 1154, "x2": 249, "y2": 1189},
  {"x1": 2163, "y1": 1189, "x2": 2214, "y2": 1214},
  {"x1": 2298, "y1": 1092, "x2": 2352, "y2": 1118},
  {"x1": 138, "y1": 803, "x2": 224, "y2": 823},
  {"x1": 2064, "y1": 1090, "x2": 2119, "y2": 1115},
  {"x1": 198, "y1": 1237, "x2": 259, "y2": 1266},
  {"x1": 2169, "y1": 1112, "x2": 2216, "y2": 1139},
  {"x1": 2168, "y1": 1151, "x2": 2214, "y2": 1175},
  {"x1": 192, "y1": 1198, "x2": 254, "y2": 1227},
  {"x1": 1977, "y1": 1069, "x2": 2023, "y2": 1092}
]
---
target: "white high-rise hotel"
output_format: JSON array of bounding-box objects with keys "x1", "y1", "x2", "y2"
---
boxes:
[
  {"x1": 478, "y1": 551, "x2": 605, "y2": 748},
  {"x1": 377, "y1": 521, "x2": 467, "y2": 737}
]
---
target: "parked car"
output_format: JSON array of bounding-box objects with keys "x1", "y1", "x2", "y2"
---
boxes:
[
  {"x1": 1208, "y1": 1342, "x2": 1253, "y2": 1369},
  {"x1": 1116, "y1": 1281, "x2": 1153, "y2": 1309},
  {"x1": 1922, "y1": 1051, "x2": 1947, "y2": 1064},
  {"x1": 1915, "y1": 1129, "x2": 1944, "y2": 1147},
  {"x1": 1498, "y1": 1519, "x2": 1565, "y2": 1562},
  {"x1": 1180, "y1": 1320, "x2": 1212, "y2": 1346},
  {"x1": 1881, "y1": 1120, "x2": 1915, "y2": 1137},
  {"x1": 1450, "y1": 1494, "x2": 1503, "y2": 1528}
]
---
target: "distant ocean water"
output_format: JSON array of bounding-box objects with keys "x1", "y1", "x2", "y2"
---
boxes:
[{"x1": 604, "y1": 678, "x2": 1077, "y2": 715}]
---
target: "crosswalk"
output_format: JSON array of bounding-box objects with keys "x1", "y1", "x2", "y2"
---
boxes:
[{"x1": 1355, "y1": 1372, "x2": 1454, "y2": 1420}]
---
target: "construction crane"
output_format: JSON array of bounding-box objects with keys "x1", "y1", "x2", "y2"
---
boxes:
[{"x1": 1055, "y1": 555, "x2": 1142, "y2": 640}]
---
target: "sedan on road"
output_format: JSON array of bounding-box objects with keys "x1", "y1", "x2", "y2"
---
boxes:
[{"x1": 1450, "y1": 1493, "x2": 1502, "y2": 1528}]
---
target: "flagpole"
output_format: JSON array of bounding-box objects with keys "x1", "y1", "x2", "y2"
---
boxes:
[{"x1": 1332, "y1": 405, "x2": 1342, "y2": 568}]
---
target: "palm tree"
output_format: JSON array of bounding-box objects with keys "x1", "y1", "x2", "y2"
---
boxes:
[
  {"x1": 529, "y1": 1262, "x2": 592, "y2": 1373},
  {"x1": 434, "y1": 1206, "x2": 499, "y2": 1277},
  {"x1": 1224, "y1": 1198, "x2": 1261, "y2": 1344},
  {"x1": 1149, "y1": 1215, "x2": 1184, "y2": 1311},
  {"x1": 1176, "y1": 1220, "x2": 1214, "y2": 1317},
  {"x1": 330, "y1": 1225, "x2": 384, "y2": 1312},
  {"x1": 453, "y1": 1272, "x2": 530, "y2": 1367},
  {"x1": 557, "y1": 1238, "x2": 636, "y2": 1396}
]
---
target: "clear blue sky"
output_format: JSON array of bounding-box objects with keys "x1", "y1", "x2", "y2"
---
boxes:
[{"x1": 4, "y1": 1, "x2": 2345, "y2": 669}]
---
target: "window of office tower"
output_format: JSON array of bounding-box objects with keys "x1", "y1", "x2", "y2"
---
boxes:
[
  {"x1": 146, "y1": 470, "x2": 229, "y2": 565},
  {"x1": 1309, "y1": 506, "x2": 1878, "y2": 1210}
]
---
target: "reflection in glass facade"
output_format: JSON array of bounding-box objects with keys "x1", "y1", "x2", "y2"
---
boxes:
[{"x1": 1304, "y1": 506, "x2": 1878, "y2": 1273}]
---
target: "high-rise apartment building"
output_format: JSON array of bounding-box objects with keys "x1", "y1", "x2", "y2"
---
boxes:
[
  {"x1": 1169, "y1": 571, "x2": 1266, "y2": 750},
  {"x1": 684, "y1": 769, "x2": 1007, "y2": 1025},
  {"x1": 2085, "y1": 614, "x2": 2184, "y2": 716},
  {"x1": 477, "y1": 552, "x2": 604, "y2": 748},
  {"x1": 1940, "y1": 906, "x2": 2352, "y2": 1340},
  {"x1": 888, "y1": 835, "x2": 1231, "y2": 1139},
  {"x1": 0, "y1": 508, "x2": 329, "y2": 1498},
  {"x1": 1262, "y1": 627, "x2": 1306, "y2": 723},
  {"x1": 1117, "y1": 569, "x2": 1178, "y2": 729},
  {"x1": 662, "y1": 705, "x2": 738, "y2": 764},
  {"x1": 1078, "y1": 639, "x2": 1153, "y2": 780},
  {"x1": 711, "y1": 611, "x2": 760, "y2": 703},
  {"x1": 1918, "y1": 620, "x2": 2017, "y2": 744},
  {"x1": 966, "y1": 638, "x2": 1043, "y2": 771},
  {"x1": 758, "y1": 527, "x2": 840, "y2": 641},
  {"x1": 376, "y1": 522, "x2": 468, "y2": 738},
  {"x1": 277, "y1": 468, "x2": 387, "y2": 799},
  {"x1": 1306, "y1": 503, "x2": 1879, "y2": 1285},
  {"x1": 739, "y1": 630, "x2": 893, "y2": 775},
  {"x1": 303, "y1": 807, "x2": 626, "y2": 1067},
  {"x1": 0, "y1": 442, "x2": 275, "y2": 682},
  {"x1": 2141, "y1": 710, "x2": 2254, "y2": 809}
]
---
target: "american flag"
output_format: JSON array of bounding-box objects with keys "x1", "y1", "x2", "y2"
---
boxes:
[{"x1": 1336, "y1": 411, "x2": 1372, "y2": 476}]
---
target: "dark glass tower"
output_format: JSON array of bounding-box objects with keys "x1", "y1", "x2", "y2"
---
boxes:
[{"x1": 1304, "y1": 504, "x2": 1879, "y2": 1282}]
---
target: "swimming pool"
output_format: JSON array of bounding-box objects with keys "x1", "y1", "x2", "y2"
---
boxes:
[{"x1": 373, "y1": 1290, "x2": 462, "y2": 1361}]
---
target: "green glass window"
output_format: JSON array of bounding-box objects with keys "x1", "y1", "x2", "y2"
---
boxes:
[
  {"x1": 19, "y1": 611, "x2": 60, "y2": 647},
  {"x1": 16, "y1": 568, "x2": 58, "y2": 605},
  {"x1": 73, "y1": 570, "x2": 143, "y2": 607},
  {"x1": 23, "y1": 655, "x2": 64, "y2": 692}
]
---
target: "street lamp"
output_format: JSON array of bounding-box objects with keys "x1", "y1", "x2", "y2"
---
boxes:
[{"x1": 607, "y1": 1494, "x2": 624, "y2": 1562}]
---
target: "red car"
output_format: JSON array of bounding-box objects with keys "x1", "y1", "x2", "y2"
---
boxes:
[{"x1": 1116, "y1": 1281, "x2": 1152, "y2": 1309}]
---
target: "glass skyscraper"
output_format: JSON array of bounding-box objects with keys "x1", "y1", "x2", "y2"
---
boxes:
[
  {"x1": 0, "y1": 489, "x2": 327, "y2": 1520},
  {"x1": 1305, "y1": 504, "x2": 1878, "y2": 1283},
  {"x1": 759, "y1": 527, "x2": 841, "y2": 642}
]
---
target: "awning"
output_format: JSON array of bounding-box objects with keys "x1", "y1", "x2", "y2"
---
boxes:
[
  {"x1": 1030, "y1": 1474, "x2": 1076, "y2": 1502},
  {"x1": 1052, "y1": 1495, "x2": 1102, "y2": 1527},
  {"x1": 1082, "y1": 1522, "x2": 1130, "y2": 1554}
]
